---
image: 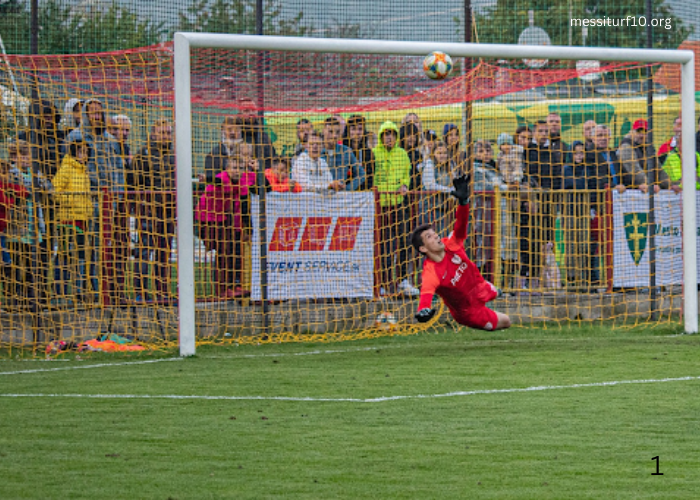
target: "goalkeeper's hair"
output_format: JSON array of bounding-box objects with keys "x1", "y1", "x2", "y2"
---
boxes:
[{"x1": 411, "y1": 223, "x2": 433, "y2": 254}]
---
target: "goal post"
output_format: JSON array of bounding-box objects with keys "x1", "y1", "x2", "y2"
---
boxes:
[{"x1": 173, "y1": 33, "x2": 696, "y2": 356}]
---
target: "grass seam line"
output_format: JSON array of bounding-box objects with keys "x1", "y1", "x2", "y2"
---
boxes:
[
  {"x1": 1, "y1": 375, "x2": 698, "y2": 402},
  {"x1": 0, "y1": 357, "x2": 183, "y2": 376}
]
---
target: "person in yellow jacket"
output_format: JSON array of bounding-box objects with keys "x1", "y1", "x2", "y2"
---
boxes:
[
  {"x1": 372, "y1": 121, "x2": 419, "y2": 297},
  {"x1": 52, "y1": 139, "x2": 93, "y2": 302},
  {"x1": 661, "y1": 135, "x2": 700, "y2": 194}
]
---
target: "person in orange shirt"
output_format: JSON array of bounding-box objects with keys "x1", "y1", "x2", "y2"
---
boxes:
[
  {"x1": 411, "y1": 175, "x2": 511, "y2": 331},
  {"x1": 265, "y1": 156, "x2": 302, "y2": 193}
]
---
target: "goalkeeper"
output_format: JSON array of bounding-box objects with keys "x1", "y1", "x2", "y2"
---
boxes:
[{"x1": 411, "y1": 176, "x2": 511, "y2": 331}]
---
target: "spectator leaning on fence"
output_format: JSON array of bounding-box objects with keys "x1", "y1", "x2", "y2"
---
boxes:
[
  {"x1": 292, "y1": 130, "x2": 343, "y2": 193},
  {"x1": 321, "y1": 117, "x2": 365, "y2": 191},
  {"x1": 265, "y1": 156, "x2": 302, "y2": 193},
  {"x1": 618, "y1": 119, "x2": 665, "y2": 193},
  {"x1": 372, "y1": 120, "x2": 419, "y2": 297}
]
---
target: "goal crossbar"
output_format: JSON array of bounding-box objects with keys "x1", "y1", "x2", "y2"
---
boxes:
[{"x1": 173, "y1": 33, "x2": 697, "y2": 355}]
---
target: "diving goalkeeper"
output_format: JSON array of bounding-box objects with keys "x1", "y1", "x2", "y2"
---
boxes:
[{"x1": 411, "y1": 176, "x2": 511, "y2": 331}]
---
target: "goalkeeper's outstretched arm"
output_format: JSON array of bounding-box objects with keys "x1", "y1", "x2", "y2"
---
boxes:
[
  {"x1": 448, "y1": 174, "x2": 471, "y2": 248},
  {"x1": 415, "y1": 267, "x2": 439, "y2": 323}
]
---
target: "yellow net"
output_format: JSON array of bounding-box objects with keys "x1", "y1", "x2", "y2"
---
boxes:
[{"x1": 0, "y1": 43, "x2": 694, "y2": 355}]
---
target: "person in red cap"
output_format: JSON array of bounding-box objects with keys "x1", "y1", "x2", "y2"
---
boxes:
[{"x1": 618, "y1": 119, "x2": 664, "y2": 192}]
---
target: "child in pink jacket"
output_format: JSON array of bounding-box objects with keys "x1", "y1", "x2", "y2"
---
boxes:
[{"x1": 196, "y1": 155, "x2": 254, "y2": 299}]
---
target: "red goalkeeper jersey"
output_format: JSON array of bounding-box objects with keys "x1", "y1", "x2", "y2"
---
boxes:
[{"x1": 417, "y1": 204, "x2": 486, "y2": 315}]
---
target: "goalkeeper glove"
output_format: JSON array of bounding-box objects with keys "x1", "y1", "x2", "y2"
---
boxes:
[
  {"x1": 451, "y1": 174, "x2": 470, "y2": 206},
  {"x1": 415, "y1": 308, "x2": 437, "y2": 323}
]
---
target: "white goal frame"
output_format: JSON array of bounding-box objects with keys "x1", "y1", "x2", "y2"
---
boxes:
[{"x1": 173, "y1": 33, "x2": 696, "y2": 356}]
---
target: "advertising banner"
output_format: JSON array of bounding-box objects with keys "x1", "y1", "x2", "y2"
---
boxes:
[
  {"x1": 251, "y1": 192, "x2": 375, "y2": 300},
  {"x1": 612, "y1": 190, "x2": 683, "y2": 287}
]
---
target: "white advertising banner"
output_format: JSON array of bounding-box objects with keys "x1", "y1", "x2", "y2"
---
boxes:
[
  {"x1": 251, "y1": 192, "x2": 375, "y2": 300},
  {"x1": 612, "y1": 190, "x2": 683, "y2": 287}
]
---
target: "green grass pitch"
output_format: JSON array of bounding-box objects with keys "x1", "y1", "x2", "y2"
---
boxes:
[{"x1": 1, "y1": 323, "x2": 698, "y2": 499}]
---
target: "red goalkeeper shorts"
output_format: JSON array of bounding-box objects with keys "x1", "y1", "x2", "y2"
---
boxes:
[{"x1": 450, "y1": 282, "x2": 499, "y2": 331}]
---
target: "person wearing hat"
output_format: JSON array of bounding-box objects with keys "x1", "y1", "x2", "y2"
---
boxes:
[{"x1": 618, "y1": 119, "x2": 664, "y2": 192}]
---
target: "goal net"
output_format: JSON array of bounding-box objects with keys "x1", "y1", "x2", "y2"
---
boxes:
[{"x1": 0, "y1": 36, "x2": 696, "y2": 355}]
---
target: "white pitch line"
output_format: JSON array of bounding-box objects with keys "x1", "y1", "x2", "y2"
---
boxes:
[
  {"x1": 1, "y1": 375, "x2": 698, "y2": 403},
  {"x1": 0, "y1": 357, "x2": 183, "y2": 376}
]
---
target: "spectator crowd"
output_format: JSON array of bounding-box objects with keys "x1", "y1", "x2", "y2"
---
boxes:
[{"x1": 2, "y1": 97, "x2": 700, "y2": 306}]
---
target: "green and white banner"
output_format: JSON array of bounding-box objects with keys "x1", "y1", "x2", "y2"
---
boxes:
[{"x1": 612, "y1": 190, "x2": 684, "y2": 287}]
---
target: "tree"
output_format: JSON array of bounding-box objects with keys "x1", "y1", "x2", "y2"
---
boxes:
[
  {"x1": 458, "y1": 0, "x2": 692, "y2": 50},
  {"x1": 0, "y1": 0, "x2": 22, "y2": 14},
  {"x1": 0, "y1": 0, "x2": 167, "y2": 54},
  {"x1": 0, "y1": 0, "x2": 29, "y2": 54},
  {"x1": 176, "y1": 0, "x2": 310, "y2": 37},
  {"x1": 39, "y1": 0, "x2": 167, "y2": 54}
]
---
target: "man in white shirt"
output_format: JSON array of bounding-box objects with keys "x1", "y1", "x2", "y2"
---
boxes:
[{"x1": 291, "y1": 130, "x2": 344, "y2": 192}]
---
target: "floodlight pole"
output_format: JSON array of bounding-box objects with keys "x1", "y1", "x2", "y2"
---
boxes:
[{"x1": 173, "y1": 34, "x2": 698, "y2": 356}]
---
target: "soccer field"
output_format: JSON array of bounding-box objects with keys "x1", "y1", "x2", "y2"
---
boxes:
[{"x1": 1, "y1": 324, "x2": 698, "y2": 499}]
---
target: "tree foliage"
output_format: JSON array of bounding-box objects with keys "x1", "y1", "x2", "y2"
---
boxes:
[
  {"x1": 461, "y1": 0, "x2": 692, "y2": 50},
  {"x1": 176, "y1": 0, "x2": 311, "y2": 37},
  {"x1": 0, "y1": 0, "x2": 22, "y2": 14},
  {"x1": 0, "y1": 0, "x2": 167, "y2": 54}
]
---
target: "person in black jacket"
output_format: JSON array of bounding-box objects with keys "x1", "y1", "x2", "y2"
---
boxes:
[
  {"x1": 131, "y1": 119, "x2": 176, "y2": 303},
  {"x1": 201, "y1": 116, "x2": 244, "y2": 184},
  {"x1": 237, "y1": 98, "x2": 277, "y2": 171},
  {"x1": 18, "y1": 99, "x2": 64, "y2": 303}
]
